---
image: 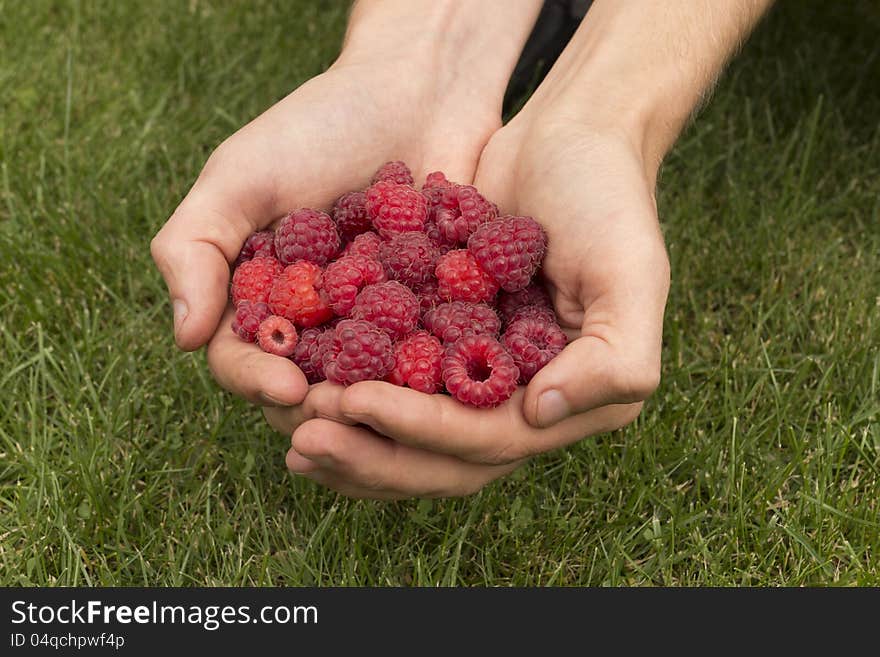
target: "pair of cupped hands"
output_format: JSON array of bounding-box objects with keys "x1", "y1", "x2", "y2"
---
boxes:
[{"x1": 151, "y1": 51, "x2": 670, "y2": 499}]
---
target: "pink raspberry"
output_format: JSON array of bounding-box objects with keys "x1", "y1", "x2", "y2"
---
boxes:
[
  {"x1": 350, "y1": 281, "x2": 419, "y2": 340},
  {"x1": 502, "y1": 317, "x2": 567, "y2": 383},
  {"x1": 371, "y1": 160, "x2": 414, "y2": 186},
  {"x1": 332, "y1": 191, "x2": 372, "y2": 242},
  {"x1": 507, "y1": 304, "x2": 557, "y2": 327},
  {"x1": 291, "y1": 327, "x2": 330, "y2": 384},
  {"x1": 435, "y1": 249, "x2": 499, "y2": 303},
  {"x1": 442, "y1": 335, "x2": 519, "y2": 408},
  {"x1": 231, "y1": 300, "x2": 271, "y2": 342},
  {"x1": 322, "y1": 319, "x2": 396, "y2": 386},
  {"x1": 268, "y1": 261, "x2": 334, "y2": 327},
  {"x1": 322, "y1": 254, "x2": 387, "y2": 316},
  {"x1": 256, "y1": 315, "x2": 299, "y2": 357},
  {"x1": 467, "y1": 215, "x2": 546, "y2": 292},
  {"x1": 341, "y1": 231, "x2": 382, "y2": 260},
  {"x1": 233, "y1": 230, "x2": 276, "y2": 268},
  {"x1": 387, "y1": 331, "x2": 444, "y2": 394},
  {"x1": 423, "y1": 301, "x2": 500, "y2": 344},
  {"x1": 365, "y1": 181, "x2": 427, "y2": 238},
  {"x1": 231, "y1": 256, "x2": 283, "y2": 305},
  {"x1": 378, "y1": 232, "x2": 440, "y2": 287},
  {"x1": 435, "y1": 184, "x2": 498, "y2": 244},
  {"x1": 497, "y1": 283, "x2": 552, "y2": 324},
  {"x1": 274, "y1": 208, "x2": 340, "y2": 266}
]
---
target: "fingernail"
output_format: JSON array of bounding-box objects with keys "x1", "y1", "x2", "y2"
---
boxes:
[
  {"x1": 286, "y1": 452, "x2": 319, "y2": 474},
  {"x1": 172, "y1": 299, "x2": 188, "y2": 335},
  {"x1": 259, "y1": 392, "x2": 288, "y2": 406},
  {"x1": 536, "y1": 389, "x2": 570, "y2": 427}
]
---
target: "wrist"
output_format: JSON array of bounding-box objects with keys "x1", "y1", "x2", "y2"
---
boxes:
[{"x1": 336, "y1": 0, "x2": 543, "y2": 111}]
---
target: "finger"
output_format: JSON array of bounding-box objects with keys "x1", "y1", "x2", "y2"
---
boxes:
[
  {"x1": 206, "y1": 306, "x2": 308, "y2": 406},
  {"x1": 523, "y1": 246, "x2": 668, "y2": 428},
  {"x1": 316, "y1": 382, "x2": 641, "y2": 464},
  {"x1": 294, "y1": 468, "x2": 409, "y2": 501},
  {"x1": 261, "y1": 381, "x2": 351, "y2": 433},
  {"x1": 290, "y1": 419, "x2": 518, "y2": 497}
]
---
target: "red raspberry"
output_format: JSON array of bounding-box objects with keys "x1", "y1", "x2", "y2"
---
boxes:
[
  {"x1": 231, "y1": 256, "x2": 283, "y2": 305},
  {"x1": 291, "y1": 327, "x2": 330, "y2": 383},
  {"x1": 442, "y1": 335, "x2": 519, "y2": 408},
  {"x1": 387, "y1": 331, "x2": 444, "y2": 394},
  {"x1": 421, "y1": 171, "x2": 452, "y2": 221},
  {"x1": 497, "y1": 283, "x2": 552, "y2": 324},
  {"x1": 507, "y1": 304, "x2": 557, "y2": 327},
  {"x1": 256, "y1": 315, "x2": 299, "y2": 357},
  {"x1": 233, "y1": 230, "x2": 276, "y2": 268},
  {"x1": 322, "y1": 254, "x2": 387, "y2": 316},
  {"x1": 424, "y1": 216, "x2": 458, "y2": 253},
  {"x1": 423, "y1": 301, "x2": 500, "y2": 344},
  {"x1": 268, "y1": 261, "x2": 333, "y2": 327},
  {"x1": 332, "y1": 191, "x2": 372, "y2": 242},
  {"x1": 274, "y1": 208, "x2": 340, "y2": 266},
  {"x1": 322, "y1": 319, "x2": 396, "y2": 385},
  {"x1": 371, "y1": 160, "x2": 414, "y2": 186},
  {"x1": 435, "y1": 249, "x2": 499, "y2": 303},
  {"x1": 350, "y1": 281, "x2": 419, "y2": 340},
  {"x1": 231, "y1": 300, "x2": 271, "y2": 342},
  {"x1": 414, "y1": 279, "x2": 442, "y2": 319},
  {"x1": 502, "y1": 317, "x2": 567, "y2": 383},
  {"x1": 378, "y1": 232, "x2": 440, "y2": 287},
  {"x1": 435, "y1": 184, "x2": 498, "y2": 244},
  {"x1": 341, "y1": 231, "x2": 382, "y2": 260},
  {"x1": 365, "y1": 181, "x2": 427, "y2": 238},
  {"x1": 467, "y1": 215, "x2": 546, "y2": 292}
]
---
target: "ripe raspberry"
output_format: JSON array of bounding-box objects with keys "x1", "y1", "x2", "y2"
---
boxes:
[
  {"x1": 350, "y1": 281, "x2": 419, "y2": 340},
  {"x1": 291, "y1": 327, "x2": 330, "y2": 384},
  {"x1": 435, "y1": 184, "x2": 498, "y2": 244},
  {"x1": 341, "y1": 231, "x2": 382, "y2": 260},
  {"x1": 442, "y1": 335, "x2": 519, "y2": 408},
  {"x1": 332, "y1": 191, "x2": 372, "y2": 242},
  {"x1": 322, "y1": 319, "x2": 396, "y2": 386},
  {"x1": 507, "y1": 304, "x2": 557, "y2": 327},
  {"x1": 502, "y1": 317, "x2": 567, "y2": 383},
  {"x1": 414, "y1": 279, "x2": 442, "y2": 319},
  {"x1": 256, "y1": 315, "x2": 299, "y2": 357},
  {"x1": 365, "y1": 181, "x2": 427, "y2": 238},
  {"x1": 435, "y1": 249, "x2": 499, "y2": 303},
  {"x1": 371, "y1": 160, "x2": 414, "y2": 186},
  {"x1": 378, "y1": 232, "x2": 440, "y2": 287},
  {"x1": 467, "y1": 215, "x2": 546, "y2": 292},
  {"x1": 497, "y1": 283, "x2": 552, "y2": 324},
  {"x1": 274, "y1": 208, "x2": 340, "y2": 266},
  {"x1": 387, "y1": 331, "x2": 444, "y2": 394},
  {"x1": 231, "y1": 300, "x2": 271, "y2": 342},
  {"x1": 234, "y1": 230, "x2": 276, "y2": 268},
  {"x1": 422, "y1": 171, "x2": 452, "y2": 220},
  {"x1": 268, "y1": 261, "x2": 333, "y2": 327},
  {"x1": 321, "y1": 254, "x2": 387, "y2": 316},
  {"x1": 231, "y1": 256, "x2": 283, "y2": 305},
  {"x1": 423, "y1": 301, "x2": 500, "y2": 344},
  {"x1": 424, "y1": 216, "x2": 458, "y2": 253}
]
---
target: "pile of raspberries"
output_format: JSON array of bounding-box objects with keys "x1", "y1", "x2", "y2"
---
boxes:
[{"x1": 229, "y1": 161, "x2": 566, "y2": 408}]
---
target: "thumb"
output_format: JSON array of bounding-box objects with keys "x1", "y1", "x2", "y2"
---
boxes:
[
  {"x1": 151, "y1": 165, "x2": 270, "y2": 351},
  {"x1": 522, "y1": 334, "x2": 661, "y2": 429}
]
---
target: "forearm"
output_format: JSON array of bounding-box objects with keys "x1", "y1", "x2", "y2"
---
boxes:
[
  {"x1": 533, "y1": 0, "x2": 774, "y2": 170},
  {"x1": 339, "y1": 0, "x2": 545, "y2": 108}
]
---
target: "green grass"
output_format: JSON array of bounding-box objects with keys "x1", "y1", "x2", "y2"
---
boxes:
[{"x1": 1, "y1": 0, "x2": 878, "y2": 586}]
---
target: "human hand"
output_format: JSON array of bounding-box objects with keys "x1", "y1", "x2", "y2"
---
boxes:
[
  {"x1": 275, "y1": 107, "x2": 669, "y2": 498},
  {"x1": 151, "y1": 0, "x2": 542, "y2": 412}
]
